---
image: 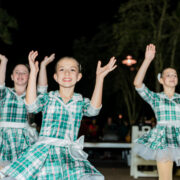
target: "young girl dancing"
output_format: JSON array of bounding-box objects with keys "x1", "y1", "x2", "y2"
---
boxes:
[
  {"x1": 0, "y1": 51, "x2": 54, "y2": 169},
  {"x1": 0, "y1": 53, "x2": 116, "y2": 179},
  {"x1": 134, "y1": 44, "x2": 180, "y2": 180}
]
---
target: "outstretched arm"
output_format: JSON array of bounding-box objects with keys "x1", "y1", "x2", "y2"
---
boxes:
[
  {"x1": 133, "y1": 44, "x2": 156, "y2": 88},
  {"x1": 0, "y1": 54, "x2": 8, "y2": 85},
  {"x1": 38, "y1": 53, "x2": 55, "y2": 87},
  {"x1": 90, "y1": 57, "x2": 117, "y2": 108},
  {"x1": 26, "y1": 51, "x2": 39, "y2": 105}
]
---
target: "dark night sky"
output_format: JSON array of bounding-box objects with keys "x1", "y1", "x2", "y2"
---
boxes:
[
  {"x1": 1, "y1": 0, "x2": 125, "y2": 123},
  {"x1": 1, "y1": 0, "x2": 122, "y2": 92},
  {"x1": 1, "y1": 1, "x2": 121, "y2": 59},
  {"x1": 1, "y1": 1, "x2": 156, "y2": 123}
]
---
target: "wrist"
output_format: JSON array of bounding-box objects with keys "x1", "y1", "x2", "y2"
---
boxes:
[
  {"x1": 1, "y1": 60, "x2": 8, "y2": 64},
  {"x1": 40, "y1": 63, "x2": 47, "y2": 69},
  {"x1": 96, "y1": 76, "x2": 104, "y2": 83},
  {"x1": 30, "y1": 70, "x2": 38, "y2": 77},
  {"x1": 144, "y1": 58, "x2": 153, "y2": 63}
]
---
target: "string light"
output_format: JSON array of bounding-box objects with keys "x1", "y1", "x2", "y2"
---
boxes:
[{"x1": 122, "y1": 55, "x2": 137, "y2": 66}]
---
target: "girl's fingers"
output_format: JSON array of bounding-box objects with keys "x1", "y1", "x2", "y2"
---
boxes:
[
  {"x1": 109, "y1": 65, "x2": 117, "y2": 72},
  {"x1": 50, "y1": 53, "x2": 55, "y2": 59},
  {"x1": 97, "y1": 61, "x2": 101, "y2": 69},
  {"x1": 35, "y1": 61, "x2": 39, "y2": 69}
]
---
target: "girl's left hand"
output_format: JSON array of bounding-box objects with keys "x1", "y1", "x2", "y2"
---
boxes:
[
  {"x1": 96, "y1": 56, "x2": 117, "y2": 79},
  {"x1": 28, "y1": 50, "x2": 39, "y2": 74}
]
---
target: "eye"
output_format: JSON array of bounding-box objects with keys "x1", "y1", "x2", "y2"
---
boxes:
[
  {"x1": 59, "y1": 68, "x2": 64, "y2": 71},
  {"x1": 71, "y1": 68, "x2": 76, "y2": 72}
]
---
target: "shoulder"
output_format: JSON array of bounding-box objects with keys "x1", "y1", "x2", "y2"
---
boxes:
[
  {"x1": 73, "y1": 93, "x2": 83, "y2": 100},
  {"x1": 48, "y1": 90, "x2": 57, "y2": 96},
  {"x1": 73, "y1": 93, "x2": 91, "y2": 104},
  {"x1": 173, "y1": 93, "x2": 180, "y2": 99}
]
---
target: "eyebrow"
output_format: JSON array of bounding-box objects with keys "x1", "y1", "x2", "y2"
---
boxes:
[
  {"x1": 14, "y1": 70, "x2": 28, "y2": 72},
  {"x1": 58, "y1": 65, "x2": 78, "y2": 68}
]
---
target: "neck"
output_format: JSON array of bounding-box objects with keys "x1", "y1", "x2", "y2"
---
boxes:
[
  {"x1": 163, "y1": 87, "x2": 175, "y2": 98},
  {"x1": 59, "y1": 87, "x2": 74, "y2": 103},
  {"x1": 14, "y1": 84, "x2": 27, "y2": 96}
]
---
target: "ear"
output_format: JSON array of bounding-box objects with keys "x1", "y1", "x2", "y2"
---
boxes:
[
  {"x1": 77, "y1": 73, "x2": 82, "y2": 82},
  {"x1": 53, "y1": 73, "x2": 57, "y2": 82},
  {"x1": 159, "y1": 78, "x2": 164, "y2": 85}
]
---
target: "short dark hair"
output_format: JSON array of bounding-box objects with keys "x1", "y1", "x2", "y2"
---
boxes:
[{"x1": 161, "y1": 67, "x2": 177, "y2": 77}]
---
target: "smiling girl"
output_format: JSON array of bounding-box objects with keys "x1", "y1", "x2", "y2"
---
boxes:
[{"x1": 133, "y1": 44, "x2": 180, "y2": 180}]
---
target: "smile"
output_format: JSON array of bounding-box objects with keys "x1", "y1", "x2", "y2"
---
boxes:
[{"x1": 63, "y1": 78, "x2": 72, "y2": 82}]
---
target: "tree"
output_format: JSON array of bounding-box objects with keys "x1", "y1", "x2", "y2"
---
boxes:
[
  {"x1": 0, "y1": 8, "x2": 18, "y2": 45},
  {"x1": 73, "y1": 0, "x2": 180, "y2": 124},
  {"x1": 113, "y1": 0, "x2": 180, "y2": 91}
]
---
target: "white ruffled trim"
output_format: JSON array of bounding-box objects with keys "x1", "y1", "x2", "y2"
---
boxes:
[
  {"x1": 0, "y1": 161, "x2": 10, "y2": 168},
  {"x1": 24, "y1": 99, "x2": 38, "y2": 113},
  {"x1": 80, "y1": 174, "x2": 104, "y2": 180},
  {"x1": 135, "y1": 83, "x2": 145, "y2": 91},
  {"x1": 37, "y1": 85, "x2": 48, "y2": 93},
  {"x1": 133, "y1": 143, "x2": 180, "y2": 166},
  {"x1": 0, "y1": 83, "x2": 5, "y2": 89},
  {"x1": 88, "y1": 103, "x2": 102, "y2": 116}
]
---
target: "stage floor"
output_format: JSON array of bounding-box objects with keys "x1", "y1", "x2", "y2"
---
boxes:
[{"x1": 98, "y1": 167, "x2": 180, "y2": 180}]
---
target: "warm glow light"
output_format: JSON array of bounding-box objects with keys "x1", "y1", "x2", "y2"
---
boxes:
[
  {"x1": 118, "y1": 114, "x2": 123, "y2": 119},
  {"x1": 122, "y1": 55, "x2": 137, "y2": 66}
]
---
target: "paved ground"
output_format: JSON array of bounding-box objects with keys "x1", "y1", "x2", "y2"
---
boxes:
[
  {"x1": 86, "y1": 148, "x2": 180, "y2": 180},
  {"x1": 97, "y1": 167, "x2": 180, "y2": 180}
]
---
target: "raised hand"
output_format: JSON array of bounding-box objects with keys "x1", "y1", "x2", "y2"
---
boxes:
[
  {"x1": 40, "y1": 53, "x2": 55, "y2": 67},
  {"x1": 0, "y1": 54, "x2": 8, "y2": 64},
  {"x1": 145, "y1": 44, "x2": 156, "y2": 62},
  {"x1": 96, "y1": 56, "x2": 117, "y2": 79},
  {"x1": 28, "y1": 50, "x2": 39, "y2": 74}
]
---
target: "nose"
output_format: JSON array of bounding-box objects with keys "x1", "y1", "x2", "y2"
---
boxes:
[
  {"x1": 18, "y1": 72, "x2": 23, "y2": 77},
  {"x1": 64, "y1": 70, "x2": 70, "y2": 75}
]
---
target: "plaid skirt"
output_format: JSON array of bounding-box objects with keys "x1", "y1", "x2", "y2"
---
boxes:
[
  {"x1": 0, "y1": 126, "x2": 38, "y2": 167},
  {"x1": 1, "y1": 143, "x2": 104, "y2": 180},
  {"x1": 134, "y1": 125, "x2": 180, "y2": 165}
]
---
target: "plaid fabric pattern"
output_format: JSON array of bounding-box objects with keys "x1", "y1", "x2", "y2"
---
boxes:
[
  {"x1": 2, "y1": 91, "x2": 103, "y2": 179},
  {"x1": 135, "y1": 84, "x2": 180, "y2": 149},
  {"x1": 27, "y1": 91, "x2": 101, "y2": 141},
  {"x1": 0, "y1": 87, "x2": 28, "y2": 123},
  {"x1": 0, "y1": 128, "x2": 32, "y2": 163},
  {"x1": 0, "y1": 86, "x2": 46, "y2": 164},
  {"x1": 2, "y1": 144, "x2": 100, "y2": 180}
]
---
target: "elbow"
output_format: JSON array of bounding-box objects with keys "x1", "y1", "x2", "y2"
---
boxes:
[
  {"x1": 133, "y1": 79, "x2": 138, "y2": 87},
  {"x1": 133, "y1": 79, "x2": 142, "y2": 89}
]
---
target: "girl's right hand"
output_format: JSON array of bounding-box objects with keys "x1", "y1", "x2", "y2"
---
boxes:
[
  {"x1": 28, "y1": 51, "x2": 39, "y2": 74},
  {"x1": 0, "y1": 54, "x2": 8, "y2": 64},
  {"x1": 145, "y1": 44, "x2": 156, "y2": 62},
  {"x1": 41, "y1": 53, "x2": 55, "y2": 67}
]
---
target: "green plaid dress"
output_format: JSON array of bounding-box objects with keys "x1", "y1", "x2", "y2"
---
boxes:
[
  {"x1": 1, "y1": 91, "x2": 104, "y2": 180},
  {"x1": 134, "y1": 84, "x2": 180, "y2": 165},
  {"x1": 0, "y1": 85, "x2": 46, "y2": 167}
]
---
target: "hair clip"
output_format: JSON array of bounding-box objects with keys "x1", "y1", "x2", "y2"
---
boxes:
[{"x1": 157, "y1": 73, "x2": 161, "y2": 81}]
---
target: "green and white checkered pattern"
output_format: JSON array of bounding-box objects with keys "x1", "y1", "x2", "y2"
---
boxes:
[
  {"x1": 1, "y1": 91, "x2": 103, "y2": 179},
  {"x1": 0, "y1": 85, "x2": 46, "y2": 165},
  {"x1": 135, "y1": 84, "x2": 180, "y2": 149},
  {"x1": 0, "y1": 87, "x2": 28, "y2": 123},
  {"x1": 2, "y1": 144, "x2": 101, "y2": 180}
]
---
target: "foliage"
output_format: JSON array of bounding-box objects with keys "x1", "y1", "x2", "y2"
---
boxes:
[
  {"x1": 0, "y1": 8, "x2": 18, "y2": 45},
  {"x1": 73, "y1": 0, "x2": 180, "y2": 124}
]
